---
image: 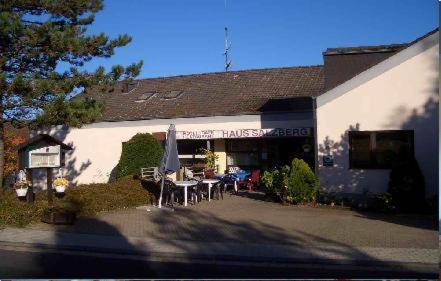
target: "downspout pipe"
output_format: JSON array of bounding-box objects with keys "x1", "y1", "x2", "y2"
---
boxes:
[{"x1": 312, "y1": 97, "x2": 319, "y2": 176}]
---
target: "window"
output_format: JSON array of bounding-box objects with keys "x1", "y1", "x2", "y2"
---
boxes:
[
  {"x1": 177, "y1": 140, "x2": 213, "y2": 169},
  {"x1": 177, "y1": 140, "x2": 213, "y2": 155},
  {"x1": 349, "y1": 130, "x2": 414, "y2": 169},
  {"x1": 226, "y1": 140, "x2": 259, "y2": 167}
]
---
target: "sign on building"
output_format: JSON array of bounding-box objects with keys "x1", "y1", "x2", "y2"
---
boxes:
[
  {"x1": 323, "y1": 155, "x2": 334, "y2": 167},
  {"x1": 28, "y1": 145, "x2": 61, "y2": 168},
  {"x1": 176, "y1": 128, "x2": 312, "y2": 140}
]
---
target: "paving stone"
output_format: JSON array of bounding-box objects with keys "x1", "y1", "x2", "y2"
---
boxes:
[{"x1": 0, "y1": 191, "x2": 436, "y2": 264}]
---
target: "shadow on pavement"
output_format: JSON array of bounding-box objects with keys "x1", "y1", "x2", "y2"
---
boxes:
[
  {"x1": 4, "y1": 195, "x2": 432, "y2": 279},
  {"x1": 353, "y1": 211, "x2": 437, "y2": 231}
]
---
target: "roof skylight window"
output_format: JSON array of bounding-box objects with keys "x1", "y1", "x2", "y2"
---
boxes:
[
  {"x1": 160, "y1": 91, "x2": 184, "y2": 100},
  {"x1": 134, "y1": 92, "x2": 157, "y2": 103}
]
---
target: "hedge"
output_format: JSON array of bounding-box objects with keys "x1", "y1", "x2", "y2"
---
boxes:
[
  {"x1": 117, "y1": 133, "x2": 163, "y2": 179},
  {"x1": 63, "y1": 176, "x2": 155, "y2": 216},
  {"x1": 0, "y1": 191, "x2": 48, "y2": 227},
  {"x1": 0, "y1": 176, "x2": 154, "y2": 227}
]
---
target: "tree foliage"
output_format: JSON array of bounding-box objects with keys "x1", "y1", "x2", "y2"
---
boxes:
[
  {"x1": 33, "y1": 96, "x2": 103, "y2": 128},
  {"x1": 1, "y1": 0, "x2": 142, "y2": 123},
  {"x1": 0, "y1": 0, "x2": 143, "y2": 185},
  {"x1": 4, "y1": 128, "x2": 25, "y2": 177}
]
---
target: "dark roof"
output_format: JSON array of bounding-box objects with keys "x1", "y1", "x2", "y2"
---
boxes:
[
  {"x1": 81, "y1": 29, "x2": 437, "y2": 122},
  {"x1": 323, "y1": 28, "x2": 438, "y2": 90},
  {"x1": 18, "y1": 134, "x2": 72, "y2": 151},
  {"x1": 323, "y1": 48, "x2": 404, "y2": 90},
  {"x1": 258, "y1": 97, "x2": 313, "y2": 112},
  {"x1": 323, "y1": 43, "x2": 408, "y2": 56},
  {"x1": 83, "y1": 66, "x2": 324, "y2": 122}
]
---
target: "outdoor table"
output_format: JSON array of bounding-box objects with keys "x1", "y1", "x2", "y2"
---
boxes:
[
  {"x1": 217, "y1": 174, "x2": 238, "y2": 192},
  {"x1": 174, "y1": 180, "x2": 198, "y2": 207},
  {"x1": 202, "y1": 179, "x2": 220, "y2": 202}
]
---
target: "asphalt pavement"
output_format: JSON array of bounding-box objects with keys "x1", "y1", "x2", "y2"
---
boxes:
[{"x1": 0, "y1": 246, "x2": 437, "y2": 279}]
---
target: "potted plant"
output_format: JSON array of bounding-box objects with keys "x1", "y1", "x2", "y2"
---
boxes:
[
  {"x1": 14, "y1": 180, "x2": 30, "y2": 197},
  {"x1": 199, "y1": 148, "x2": 219, "y2": 172},
  {"x1": 53, "y1": 177, "x2": 69, "y2": 193}
]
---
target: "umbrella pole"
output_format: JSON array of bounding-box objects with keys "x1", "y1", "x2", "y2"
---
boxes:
[{"x1": 158, "y1": 175, "x2": 165, "y2": 208}]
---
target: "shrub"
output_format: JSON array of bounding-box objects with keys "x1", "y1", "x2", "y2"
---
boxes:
[
  {"x1": 0, "y1": 191, "x2": 48, "y2": 227},
  {"x1": 261, "y1": 165, "x2": 289, "y2": 200},
  {"x1": 63, "y1": 176, "x2": 155, "y2": 216},
  {"x1": 262, "y1": 161, "x2": 318, "y2": 204},
  {"x1": 317, "y1": 188, "x2": 339, "y2": 205},
  {"x1": 286, "y1": 158, "x2": 318, "y2": 204},
  {"x1": 0, "y1": 177, "x2": 155, "y2": 227},
  {"x1": 368, "y1": 193, "x2": 396, "y2": 213},
  {"x1": 117, "y1": 133, "x2": 163, "y2": 179},
  {"x1": 388, "y1": 158, "x2": 426, "y2": 212}
]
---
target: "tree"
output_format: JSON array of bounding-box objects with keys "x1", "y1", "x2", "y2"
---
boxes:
[
  {"x1": 4, "y1": 128, "x2": 26, "y2": 177},
  {"x1": 0, "y1": 0, "x2": 143, "y2": 186}
]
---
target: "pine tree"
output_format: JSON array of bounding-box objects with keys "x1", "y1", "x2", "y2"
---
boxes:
[{"x1": 0, "y1": 0, "x2": 143, "y2": 186}]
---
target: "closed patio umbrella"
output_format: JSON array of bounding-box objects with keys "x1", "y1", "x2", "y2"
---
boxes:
[{"x1": 158, "y1": 124, "x2": 180, "y2": 208}]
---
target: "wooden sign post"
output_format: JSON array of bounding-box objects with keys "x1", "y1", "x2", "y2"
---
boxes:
[
  {"x1": 17, "y1": 134, "x2": 72, "y2": 205},
  {"x1": 47, "y1": 167, "x2": 53, "y2": 205}
]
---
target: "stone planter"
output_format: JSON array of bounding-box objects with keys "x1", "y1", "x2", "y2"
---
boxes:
[
  {"x1": 54, "y1": 185, "x2": 66, "y2": 193},
  {"x1": 15, "y1": 188, "x2": 28, "y2": 197},
  {"x1": 41, "y1": 209, "x2": 76, "y2": 225}
]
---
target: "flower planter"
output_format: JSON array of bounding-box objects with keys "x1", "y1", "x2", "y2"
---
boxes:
[
  {"x1": 15, "y1": 188, "x2": 28, "y2": 197},
  {"x1": 54, "y1": 185, "x2": 66, "y2": 193},
  {"x1": 41, "y1": 209, "x2": 76, "y2": 225}
]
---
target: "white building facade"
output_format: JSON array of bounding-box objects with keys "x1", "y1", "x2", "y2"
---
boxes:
[{"x1": 32, "y1": 30, "x2": 438, "y2": 198}]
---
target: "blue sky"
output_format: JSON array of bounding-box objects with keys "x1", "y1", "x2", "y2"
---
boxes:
[{"x1": 82, "y1": 0, "x2": 438, "y2": 78}]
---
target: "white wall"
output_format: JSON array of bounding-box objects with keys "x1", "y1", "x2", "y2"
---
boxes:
[
  {"x1": 316, "y1": 32, "x2": 439, "y2": 196},
  {"x1": 38, "y1": 112, "x2": 313, "y2": 186}
]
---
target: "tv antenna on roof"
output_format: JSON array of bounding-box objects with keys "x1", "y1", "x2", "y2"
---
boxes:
[
  {"x1": 224, "y1": 27, "x2": 232, "y2": 72},
  {"x1": 223, "y1": 0, "x2": 231, "y2": 72}
]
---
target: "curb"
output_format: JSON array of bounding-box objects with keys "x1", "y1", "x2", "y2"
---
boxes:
[{"x1": 0, "y1": 240, "x2": 437, "y2": 273}]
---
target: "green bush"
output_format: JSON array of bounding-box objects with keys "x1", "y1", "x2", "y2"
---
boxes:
[
  {"x1": 117, "y1": 133, "x2": 163, "y2": 178},
  {"x1": 368, "y1": 193, "x2": 396, "y2": 213},
  {"x1": 262, "y1": 160, "x2": 318, "y2": 204},
  {"x1": 261, "y1": 165, "x2": 290, "y2": 200},
  {"x1": 388, "y1": 158, "x2": 426, "y2": 212},
  {"x1": 286, "y1": 158, "x2": 318, "y2": 204},
  {"x1": 0, "y1": 191, "x2": 48, "y2": 227},
  {"x1": 0, "y1": 177, "x2": 155, "y2": 227},
  {"x1": 261, "y1": 170, "x2": 274, "y2": 191},
  {"x1": 317, "y1": 188, "x2": 396, "y2": 213},
  {"x1": 273, "y1": 165, "x2": 290, "y2": 198},
  {"x1": 63, "y1": 176, "x2": 155, "y2": 216}
]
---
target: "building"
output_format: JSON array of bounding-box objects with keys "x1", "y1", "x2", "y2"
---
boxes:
[{"x1": 34, "y1": 29, "x2": 438, "y2": 197}]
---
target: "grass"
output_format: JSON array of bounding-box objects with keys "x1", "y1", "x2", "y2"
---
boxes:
[{"x1": 0, "y1": 176, "x2": 155, "y2": 227}]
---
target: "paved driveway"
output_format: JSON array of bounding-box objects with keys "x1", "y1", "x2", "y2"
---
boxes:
[{"x1": 29, "y1": 191, "x2": 437, "y2": 250}]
